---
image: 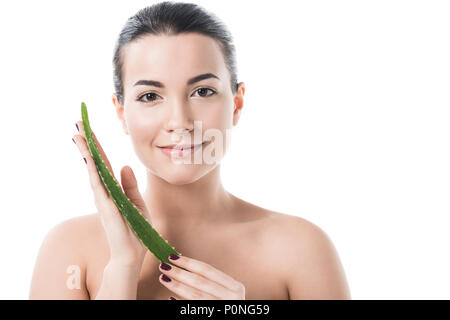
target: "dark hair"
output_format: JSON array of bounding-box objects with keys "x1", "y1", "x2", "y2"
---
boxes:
[{"x1": 112, "y1": 1, "x2": 239, "y2": 105}]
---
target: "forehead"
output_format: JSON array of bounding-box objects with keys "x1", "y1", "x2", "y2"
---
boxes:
[{"x1": 122, "y1": 33, "x2": 227, "y2": 87}]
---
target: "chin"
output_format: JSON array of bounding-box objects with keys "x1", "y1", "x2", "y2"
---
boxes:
[{"x1": 157, "y1": 163, "x2": 218, "y2": 185}]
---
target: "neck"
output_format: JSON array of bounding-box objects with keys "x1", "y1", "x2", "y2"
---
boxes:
[{"x1": 142, "y1": 165, "x2": 233, "y2": 228}]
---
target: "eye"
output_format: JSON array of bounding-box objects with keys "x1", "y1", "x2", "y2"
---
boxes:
[
  {"x1": 137, "y1": 92, "x2": 160, "y2": 103},
  {"x1": 137, "y1": 88, "x2": 216, "y2": 103},
  {"x1": 193, "y1": 87, "x2": 216, "y2": 98}
]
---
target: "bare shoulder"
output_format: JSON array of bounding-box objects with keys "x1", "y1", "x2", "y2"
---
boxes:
[
  {"x1": 231, "y1": 196, "x2": 326, "y2": 255},
  {"x1": 249, "y1": 208, "x2": 327, "y2": 253},
  {"x1": 39, "y1": 212, "x2": 101, "y2": 262},
  {"x1": 237, "y1": 201, "x2": 351, "y2": 300},
  {"x1": 266, "y1": 211, "x2": 328, "y2": 244},
  {"x1": 265, "y1": 211, "x2": 352, "y2": 299},
  {"x1": 53, "y1": 212, "x2": 100, "y2": 233},
  {"x1": 29, "y1": 213, "x2": 101, "y2": 299},
  {"x1": 46, "y1": 213, "x2": 102, "y2": 252},
  {"x1": 231, "y1": 195, "x2": 321, "y2": 242}
]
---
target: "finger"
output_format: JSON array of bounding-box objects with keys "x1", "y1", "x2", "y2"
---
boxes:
[
  {"x1": 159, "y1": 274, "x2": 218, "y2": 300},
  {"x1": 159, "y1": 262, "x2": 231, "y2": 298},
  {"x1": 167, "y1": 255, "x2": 243, "y2": 293},
  {"x1": 168, "y1": 295, "x2": 183, "y2": 300},
  {"x1": 120, "y1": 166, "x2": 152, "y2": 222},
  {"x1": 76, "y1": 120, "x2": 115, "y2": 180},
  {"x1": 73, "y1": 133, "x2": 125, "y2": 229},
  {"x1": 73, "y1": 134, "x2": 110, "y2": 205}
]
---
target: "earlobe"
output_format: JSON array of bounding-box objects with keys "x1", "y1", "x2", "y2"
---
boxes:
[
  {"x1": 112, "y1": 94, "x2": 129, "y2": 135},
  {"x1": 122, "y1": 121, "x2": 129, "y2": 135},
  {"x1": 232, "y1": 82, "x2": 245, "y2": 126},
  {"x1": 233, "y1": 108, "x2": 241, "y2": 126},
  {"x1": 232, "y1": 102, "x2": 243, "y2": 126}
]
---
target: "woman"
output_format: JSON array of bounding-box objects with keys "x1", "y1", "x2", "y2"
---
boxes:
[{"x1": 29, "y1": 1, "x2": 351, "y2": 300}]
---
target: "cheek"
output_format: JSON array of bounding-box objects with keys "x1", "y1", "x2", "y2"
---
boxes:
[
  {"x1": 200, "y1": 102, "x2": 233, "y2": 154},
  {"x1": 126, "y1": 109, "x2": 159, "y2": 145},
  {"x1": 200, "y1": 100, "x2": 233, "y2": 132}
]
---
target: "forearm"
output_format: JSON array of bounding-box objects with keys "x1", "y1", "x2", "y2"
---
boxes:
[{"x1": 94, "y1": 262, "x2": 141, "y2": 300}]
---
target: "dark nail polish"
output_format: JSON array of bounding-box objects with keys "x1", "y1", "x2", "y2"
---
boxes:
[
  {"x1": 169, "y1": 296, "x2": 177, "y2": 300},
  {"x1": 169, "y1": 254, "x2": 179, "y2": 260},
  {"x1": 162, "y1": 274, "x2": 171, "y2": 282},
  {"x1": 72, "y1": 138, "x2": 76, "y2": 144},
  {"x1": 76, "y1": 123, "x2": 79, "y2": 132},
  {"x1": 83, "y1": 157, "x2": 87, "y2": 164},
  {"x1": 160, "y1": 262, "x2": 171, "y2": 271}
]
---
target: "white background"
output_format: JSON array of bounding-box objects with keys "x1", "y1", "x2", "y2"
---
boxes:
[{"x1": 0, "y1": 0, "x2": 449, "y2": 299}]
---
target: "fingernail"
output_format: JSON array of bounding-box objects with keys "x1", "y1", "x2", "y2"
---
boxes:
[
  {"x1": 83, "y1": 157, "x2": 87, "y2": 164},
  {"x1": 169, "y1": 254, "x2": 179, "y2": 260},
  {"x1": 161, "y1": 274, "x2": 171, "y2": 282},
  {"x1": 72, "y1": 138, "x2": 76, "y2": 144},
  {"x1": 169, "y1": 296, "x2": 177, "y2": 300},
  {"x1": 160, "y1": 262, "x2": 172, "y2": 271},
  {"x1": 76, "y1": 123, "x2": 79, "y2": 132}
]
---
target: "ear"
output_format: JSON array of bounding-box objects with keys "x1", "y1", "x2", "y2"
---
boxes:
[
  {"x1": 233, "y1": 82, "x2": 245, "y2": 126},
  {"x1": 112, "y1": 93, "x2": 129, "y2": 135}
]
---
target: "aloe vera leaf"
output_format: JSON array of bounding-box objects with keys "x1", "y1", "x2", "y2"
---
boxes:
[{"x1": 81, "y1": 101, "x2": 181, "y2": 265}]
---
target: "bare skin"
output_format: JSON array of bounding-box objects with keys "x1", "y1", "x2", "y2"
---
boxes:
[
  {"x1": 29, "y1": 32, "x2": 351, "y2": 300},
  {"x1": 30, "y1": 199, "x2": 351, "y2": 299},
  {"x1": 86, "y1": 196, "x2": 289, "y2": 300}
]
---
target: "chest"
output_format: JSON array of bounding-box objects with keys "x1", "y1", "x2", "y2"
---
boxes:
[{"x1": 86, "y1": 226, "x2": 288, "y2": 300}]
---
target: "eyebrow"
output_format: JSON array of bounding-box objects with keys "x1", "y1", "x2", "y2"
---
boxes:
[{"x1": 133, "y1": 73, "x2": 220, "y2": 88}]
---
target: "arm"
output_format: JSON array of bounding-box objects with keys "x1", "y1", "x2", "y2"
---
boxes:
[
  {"x1": 29, "y1": 216, "x2": 143, "y2": 300},
  {"x1": 29, "y1": 218, "x2": 90, "y2": 299},
  {"x1": 283, "y1": 218, "x2": 352, "y2": 300},
  {"x1": 94, "y1": 261, "x2": 141, "y2": 300}
]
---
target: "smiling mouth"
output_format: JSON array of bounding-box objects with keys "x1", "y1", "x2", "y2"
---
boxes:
[{"x1": 158, "y1": 140, "x2": 210, "y2": 150}]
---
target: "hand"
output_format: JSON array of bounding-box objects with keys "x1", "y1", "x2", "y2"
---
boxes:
[
  {"x1": 73, "y1": 121, "x2": 151, "y2": 268},
  {"x1": 159, "y1": 254, "x2": 246, "y2": 300}
]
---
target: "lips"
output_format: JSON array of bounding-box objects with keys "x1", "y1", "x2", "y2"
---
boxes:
[
  {"x1": 158, "y1": 141, "x2": 208, "y2": 150},
  {"x1": 158, "y1": 140, "x2": 210, "y2": 159}
]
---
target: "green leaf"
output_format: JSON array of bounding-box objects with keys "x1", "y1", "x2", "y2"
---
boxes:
[{"x1": 81, "y1": 101, "x2": 181, "y2": 265}]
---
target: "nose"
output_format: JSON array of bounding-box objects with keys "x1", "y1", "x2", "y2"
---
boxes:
[{"x1": 163, "y1": 99, "x2": 194, "y2": 134}]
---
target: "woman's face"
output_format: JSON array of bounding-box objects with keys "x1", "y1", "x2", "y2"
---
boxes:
[{"x1": 113, "y1": 32, "x2": 244, "y2": 185}]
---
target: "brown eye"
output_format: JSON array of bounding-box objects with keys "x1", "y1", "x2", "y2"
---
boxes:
[
  {"x1": 193, "y1": 88, "x2": 216, "y2": 97},
  {"x1": 137, "y1": 92, "x2": 159, "y2": 102}
]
